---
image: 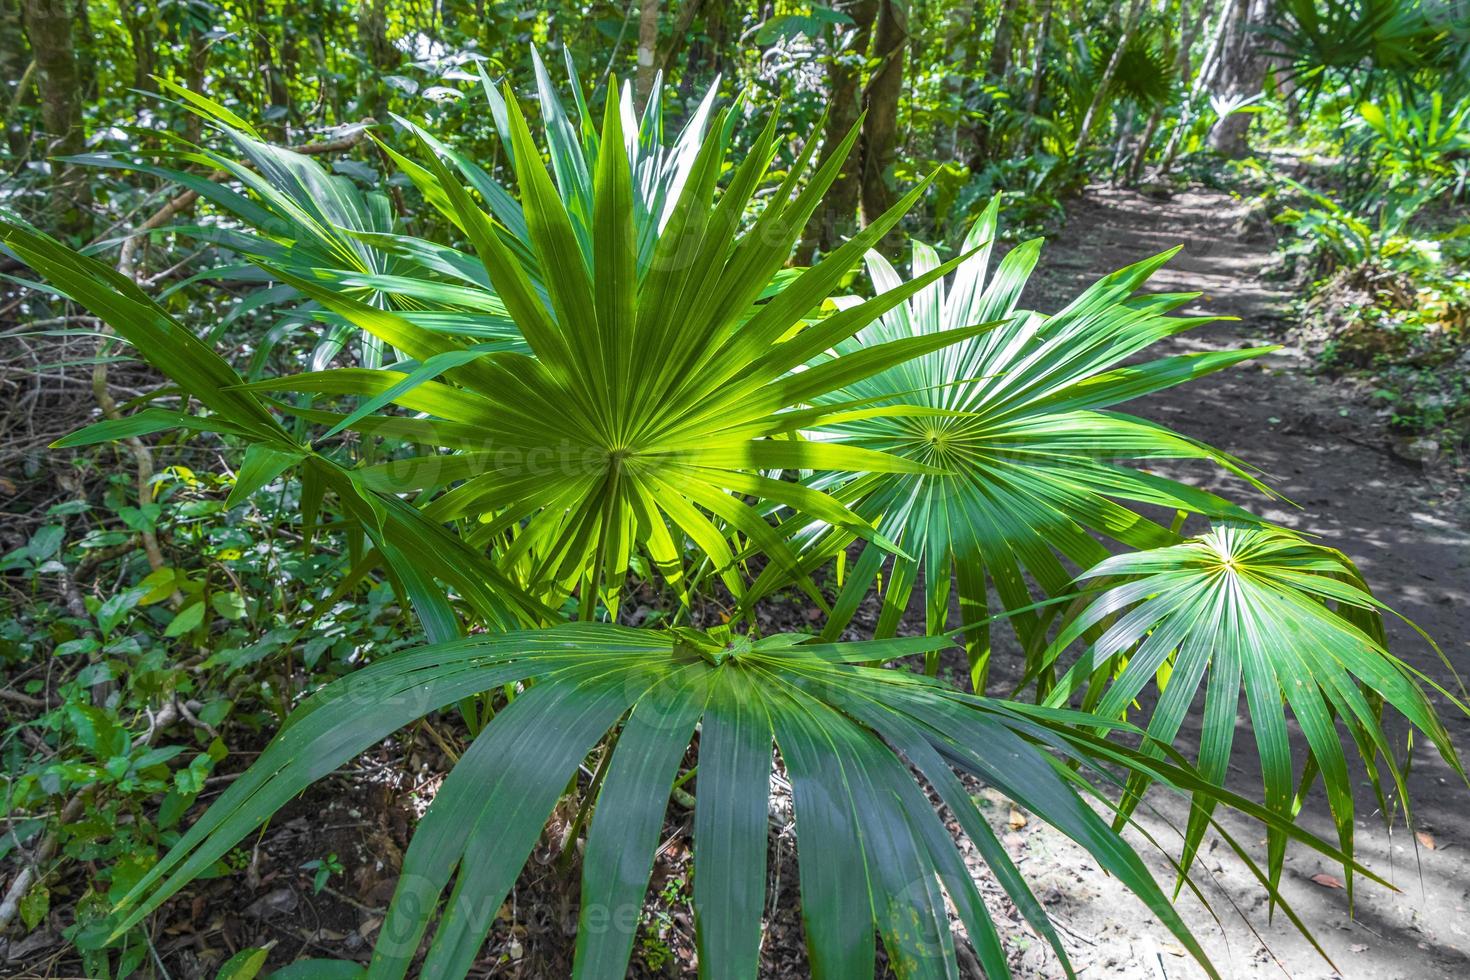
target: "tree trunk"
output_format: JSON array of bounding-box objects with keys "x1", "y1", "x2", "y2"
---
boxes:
[
  {"x1": 22, "y1": 0, "x2": 90, "y2": 235},
  {"x1": 1126, "y1": 107, "x2": 1161, "y2": 183},
  {"x1": 183, "y1": 24, "x2": 209, "y2": 144},
  {"x1": 1024, "y1": 0, "x2": 1054, "y2": 116},
  {"x1": 1176, "y1": 0, "x2": 1209, "y2": 77},
  {"x1": 282, "y1": 8, "x2": 301, "y2": 113},
  {"x1": 72, "y1": 0, "x2": 95, "y2": 101},
  {"x1": 984, "y1": 0, "x2": 1017, "y2": 84},
  {"x1": 860, "y1": 0, "x2": 905, "y2": 229},
  {"x1": 796, "y1": 0, "x2": 877, "y2": 262},
  {"x1": 1072, "y1": 0, "x2": 1146, "y2": 157},
  {"x1": 971, "y1": 0, "x2": 1019, "y2": 162},
  {"x1": 1130, "y1": 0, "x2": 1212, "y2": 181},
  {"x1": 250, "y1": 0, "x2": 290, "y2": 130},
  {"x1": 941, "y1": 1, "x2": 973, "y2": 159},
  {"x1": 635, "y1": 0, "x2": 660, "y2": 106},
  {"x1": 357, "y1": 0, "x2": 397, "y2": 121},
  {"x1": 1207, "y1": 0, "x2": 1273, "y2": 157},
  {"x1": 705, "y1": 0, "x2": 732, "y2": 78},
  {"x1": 1, "y1": 0, "x2": 29, "y2": 157},
  {"x1": 658, "y1": 0, "x2": 705, "y2": 77},
  {"x1": 1157, "y1": 0, "x2": 1229, "y2": 175},
  {"x1": 121, "y1": 0, "x2": 157, "y2": 93},
  {"x1": 308, "y1": 0, "x2": 340, "y2": 124},
  {"x1": 1021, "y1": 0, "x2": 1054, "y2": 148}
]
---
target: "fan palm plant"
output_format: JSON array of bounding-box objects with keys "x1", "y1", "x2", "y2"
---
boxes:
[
  {"x1": 4, "y1": 69, "x2": 1462, "y2": 980},
  {"x1": 1038, "y1": 523, "x2": 1466, "y2": 902},
  {"x1": 74, "y1": 51, "x2": 731, "y2": 375},
  {"x1": 1262, "y1": 0, "x2": 1457, "y2": 102},
  {"x1": 782, "y1": 196, "x2": 1271, "y2": 689},
  {"x1": 44, "y1": 77, "x2": 995, "y2": 627}
]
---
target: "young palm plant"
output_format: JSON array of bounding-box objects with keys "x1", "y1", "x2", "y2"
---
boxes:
[
  {"x1": 783, "y1": 196, "x2": 1272, "y2": 689},
  {"x1": 1039, "y1": 523, "x2": 1466, "y2": 903},
  {"x1": 73, "y1": 51, "x2": 728, "y2": 375},
  {"x1": 4, "y1": 72, "x2": 1457, "y2": 980}
]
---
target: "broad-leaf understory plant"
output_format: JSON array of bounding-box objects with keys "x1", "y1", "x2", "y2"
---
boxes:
[{"x1": 3, "y1": 71, "x2": 1465, "y2": 980}]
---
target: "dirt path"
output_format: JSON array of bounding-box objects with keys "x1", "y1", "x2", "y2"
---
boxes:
[{"x1": 994, "y1": 184, "x2": 1470, "y2": 979}]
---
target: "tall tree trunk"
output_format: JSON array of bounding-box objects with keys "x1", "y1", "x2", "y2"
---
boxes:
[
  {"x1": 1125, "y1": 108, "x2": 1161, "y2": 183},
  {"x1": 860, "y1": 0, "x2": 905, "y2": 229},
  {"x1": 308, "y1": 0, "x2": 340, "y2": 124},
  {"x1": 1176, "y1": 0, "x2": 1208, "y2": 77},
  {"x1": 1207, "y1": 0, "x2": 1273, "y2": 157},
  {"x1": 72, "y1": 0, "x2": 95, "y2": 101},
  {"x1": 635, "y1": 0, "x2": 660, "y2": 106},
  {"x1": 357, "y1": 0, "x2": 397, "y2": 121},
  {"x1": 1, "y1": 0, "x2": 29, "y2": 157},
  {"x1": 971, "y1": 0, "x2": 1019, "y2": 162},
  {"x1": 658, "y1": 0, "x2": 705, "y2": 77},
  {"x1": 1130, "y1": 0, "x2": 1213, "y2": 182},
  {"x1": 705, "y1": 0, "x2": 732, "y2": 78},
  {"x1": 183, "y1": 24, "x2": 209, "y2": 143},
  {"x1": 281, "y1": 8, "x2": 301, "y2": 112},
  {"x1": 984, "y1": 0, "x2": 1017, "y2": 84},
  {"x1": 939, "y1": 1, "x2": 974, "y2": 159},
  {"x1": 1157, "y1": 0, "x2": 1229, "y2": 175},
  {"x1": 796, "y1": 0, "x2": 877, "y2": 262},
  {"x1": 22, "y1": 0, "x2": 90, "y2": 235},
  {"x1": 1073, "y1": 0, "x2": 1146, "y2": 157},
  {"x1": 121, "y1": 0, "x2": 157, "y2": 93},
  {"x1": 252, "y1": 0, "x2": 290, "y2": 130},
  {"x1": 1021, "y1": 0, "x2": 1055, "y2": 149}
]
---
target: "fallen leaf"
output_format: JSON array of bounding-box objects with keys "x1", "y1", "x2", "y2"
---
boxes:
[
  {"x1": 1008, "y1": 808, "x2": 1028, "y2": 830},
  {"x1": 1415, "y1": 830, "x2": 1436, "y2": 850},
  {"x1": 1310, "y1": 873, "x2": 1344, "y2": 889}
]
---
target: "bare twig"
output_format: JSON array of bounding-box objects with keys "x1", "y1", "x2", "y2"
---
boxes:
[
  {"x1": 0, "y1": 795, "x2": 84, "y2": 933},
  {"x1": 0, "y1": 688, "x2": 48, "y2": 711}
]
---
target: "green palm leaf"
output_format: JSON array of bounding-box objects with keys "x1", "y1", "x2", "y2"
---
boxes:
[
  {"x1": 1039, "y1": 522, "x2": 1469, "y2": 901},
  {"x1": 215, "y1": 83, "x2": 994, "y2": 616},
  {"x1": 110, "y1": 623, "x2": 1369, "y2": 979},
  {"x1": 789, "y1": 195, "x2": 1276, "y2": 689},
  {"x1": 13, "y1": 77, "x2": 1001, "y2": 626}
]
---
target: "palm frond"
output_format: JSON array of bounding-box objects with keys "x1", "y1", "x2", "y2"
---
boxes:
[
  {"x1": 111, "y1": 623, "x2": 1370, "y2": 979},
  {"x1": 1040, "y1": 522, "x2": 1469, "y2": 901},
  {"x1": 783, "y1": 197, "x2": 1274, "y2": 689}
]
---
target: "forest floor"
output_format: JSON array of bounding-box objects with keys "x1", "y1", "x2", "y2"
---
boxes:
[
  {"x1": 965, "y1": 181, "x2": 1470, "y2": 980},
  {"x1": 9, "y1": 182, "x2": 1470, "y2": 980}
]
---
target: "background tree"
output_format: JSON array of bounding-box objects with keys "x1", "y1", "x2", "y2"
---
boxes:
[
  {"x1": 357, "y1": 0, "x2": 398, "y2": 121},
  {"x1": 799, "y1": 0, "x2": 877, "y2": 260},
  {"x1": 637, "y1": 0, "x2": 661, "y2": 104},
  {"x1": 1, "y1": 0, "x2": 30, "y2": 157},
  {"x1": 860, "y1": 0, "x2": 906, "y2": 229},
  {"x1": 21, "y1": 0, "x2": 91, "y2": 235},
  {"x1": 1208, "y1": 0, "x2": 1274, "y2": 156}
]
